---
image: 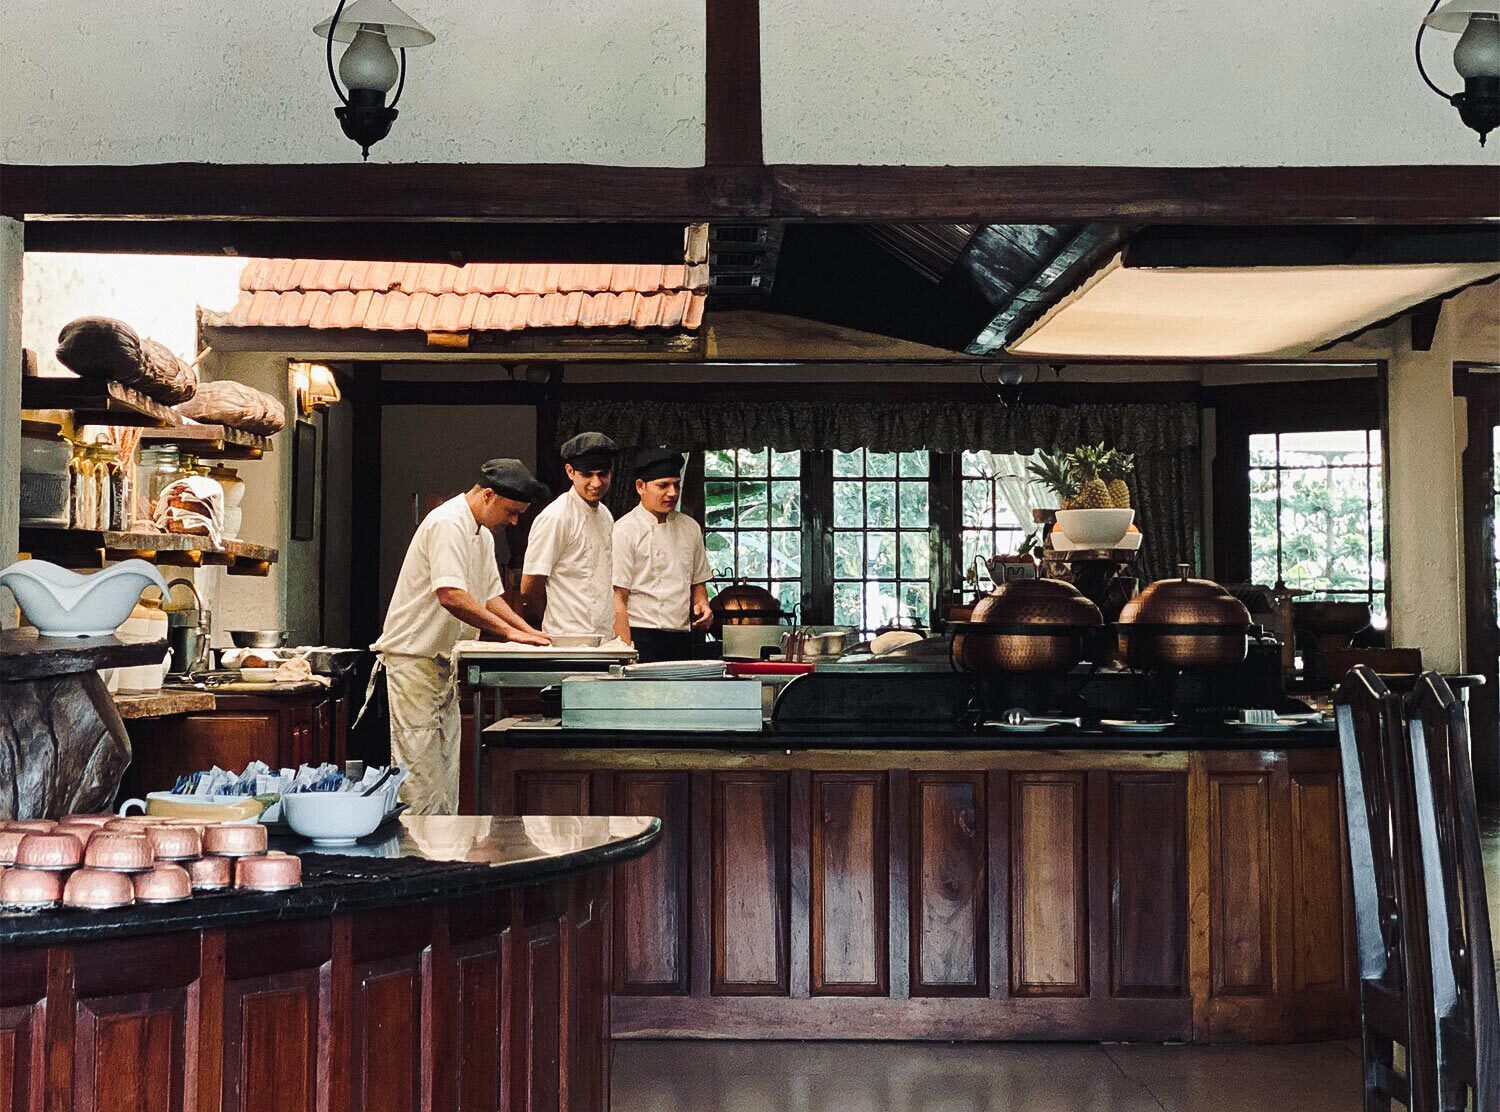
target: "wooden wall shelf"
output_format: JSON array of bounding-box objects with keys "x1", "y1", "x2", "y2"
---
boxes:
[
  {"x1": 139, "y1": 423, "x2": 273, "y2": 460},
  {"x1": 18, "y1": 527, "x2": 279, "y2": 577},
  {"x1": 20, "y1": 377, "x2": 178, "y2": 428}
]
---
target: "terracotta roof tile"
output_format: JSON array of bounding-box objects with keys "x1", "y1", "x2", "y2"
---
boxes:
[{"x1": 209, "y1": 254, "x2": 708, "y2": 333}]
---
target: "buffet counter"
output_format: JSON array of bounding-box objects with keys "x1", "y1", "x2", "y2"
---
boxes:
[
  {"x1": 483, "y1": 721, "x2": 1355, "y2": 1045},
  {"x1": 0, "y1": 815, "x2": 661, "y2": 1112}
]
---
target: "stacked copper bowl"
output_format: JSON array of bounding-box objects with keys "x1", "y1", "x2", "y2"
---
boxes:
[
  {"x1": 1116, "y1": 564, "x2": 1252, "y2": 670},
  {"x1": 951, "y1": 578, "x2": 1104, "y2": 675},
  {"x1": 0, "y1": 812, "x2": 300, "y2": 912}
]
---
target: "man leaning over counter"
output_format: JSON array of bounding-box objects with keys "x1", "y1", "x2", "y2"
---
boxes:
[
  {"x1": 518, "y1": 432, "x2": 619, "y2": 640},
  {"x1": 612, "y1": 448, "x2": 713, "y2": 663},
  {"x1": 371, "y1": 459, "x2": 551, "y2": 814}
]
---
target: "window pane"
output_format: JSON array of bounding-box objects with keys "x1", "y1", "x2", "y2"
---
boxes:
[
  {"x1": 705, "y1": 530, "x2": 733, "y2": 568},
  {"x1": 866, "y1": 452, "x2": 897, "y2": 478},
  {"x1": 962, "y1": 478, "x2": 993, "y2": 529},
  {"x1": 1249, "y1": 434, "x2": 1278, "y2": 468},
  {"x1": 738, "y1": 481, "x2": 769, "y2": 526},
  {"x1": 777, "y1": 582, "x2": 802, "y2": 619},
  {"x1": 834, "y1": 533, "x2": 863, "y2": 579},
  {"x1": 704, "y1": 482, "x2": 735, "y2": 528},
  {"x1": 1279, "y1": 429, "x2": 1373, "y2": 465},
  {"x1": 771, "y1": 530, "x2": 800, "y2": 578},
  {"x1": 704, "y1": 449, "x2": 736, "y2": 478},
  {"x1": 771, "y1": 481, "x2": 801, "y2": 527},
  {"x1": 736, "y1": 448, "x2": 768, "y2": 477},
  {"x1": 899, "y1": 451, "x2": 929, "y2": 478},
  {"x1": 866, "y1": 482, "x2": 897, "y2": 527},
  {"x1": 901, "y1": 582, "x2": 931, "y2": 624},
  {"x1": 901, "y1": 532, "x2": 930, "y2": 579},
  {"x1": 834, "y1": 582, "x2": 862, "y2": 626},
  {"x1": 772, "y1": 450, "x2": 800, "y2": 477},
  {"x1": 900, "y1": 482, "x2": 929, "y2": 528},
  {"x1": 834, "y1": 481, "x2": 864, "y2": 527},
  {"x1": 834, "y1": 449, "x2": 863, "y2": 477},
  {"x1": 866, "y1": 531, "x2": 897, "y2": 578},
  {"x1": 870, "y1": 581, "x2": 900, "y2": 627},
  {"x1": 737, "y1": 531, "x2": 770, "y2": 579}
]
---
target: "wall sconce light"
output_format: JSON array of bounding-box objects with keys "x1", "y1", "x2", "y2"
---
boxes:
[
  {"x1": 313, "y1": 0, "x2": 436, "y2": 159},
  {"x1": 290, "y1": 363, "x2": 342, "y2": 415},
  {"x1": 1418, "y1": 0, "x2": 1500, "y2": 144}
]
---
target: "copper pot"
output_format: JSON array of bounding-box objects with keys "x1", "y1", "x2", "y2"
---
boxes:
[
  {"x1": 952, "y1": 578, "x2": 1103, "y2": 674},
  {"x1": 1116, "y1": 564, "x2": 1251, "y2": 670},
  {"x1": 709, "y1": 580, "x2": 789, "y2": 634}
]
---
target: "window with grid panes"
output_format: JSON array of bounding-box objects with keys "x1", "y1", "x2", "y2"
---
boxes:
[
  {"x1": 960, "y1": 451, "x2": 1030, "y2": 586},
  {"x1": 702, "y1": 448, "x2": 803, "y2": 618},
  {"x1": 831, "y1": 449, "x2": 932, "y2": 630},
  {"x1": 1249, "y1": 430, "x2": 1387, "y2": 625}
]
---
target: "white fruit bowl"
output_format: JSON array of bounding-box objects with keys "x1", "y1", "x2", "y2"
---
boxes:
[
  {"x1": 280, "y1": 792, "x2": 387, "y2": 846},
  {"x1": 1055, "y1": 508, "x2": 1135, "y2": 548}
]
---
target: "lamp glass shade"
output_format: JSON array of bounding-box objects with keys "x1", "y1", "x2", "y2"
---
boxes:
[
  {"x1": 1423, "y1": 0, "x2": 1500, "y2": 33},
  {"x1": 314, "y1": 0, "x2": 435, "y2": 47},
  {"x1": 339, "y1": 27, "x2": 400, "y2": 93},
  {"x1": 1454, "y1": 13, "x2": 1500, "y2": 77}
]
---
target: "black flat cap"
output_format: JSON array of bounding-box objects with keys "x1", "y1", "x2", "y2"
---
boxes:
[
  {"x1": 560, "y1": 431, "x2": 618, "y2": 469},
  {"x1": 633, "y1": 447, "x2": 684, "y2": 482},
  {"x1": 479, "y1": 458, "x2": 548, "y2": 503}
]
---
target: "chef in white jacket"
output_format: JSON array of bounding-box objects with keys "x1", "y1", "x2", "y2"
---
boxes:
[
  {"x1": 518, "y1": 432, "x2": 618, "y2": 639},
  {"x1": 371, "y1": 459, "x2": 550, "y2": 814}
]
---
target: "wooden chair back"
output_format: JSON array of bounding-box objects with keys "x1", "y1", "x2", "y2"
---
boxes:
[
  {"x1": 1407, "y1": 672, "x2": 1500, "y2": 1111},
  {"x1": 1336, "y1": 664, "x2": 1423, "y2": 1109}
]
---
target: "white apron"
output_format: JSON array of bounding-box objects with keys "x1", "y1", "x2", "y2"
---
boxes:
[{"x1": 381, "y1": 652, "x2": 462, "y2": 815}]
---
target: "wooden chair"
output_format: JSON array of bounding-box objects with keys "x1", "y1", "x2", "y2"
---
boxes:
[
  {"x1": 1407, "y1": 672, "x2": 1500, "y2": 1111},
  {"x1": 1336, "y1": 664, "x2": 1430, "y2": 1110}
]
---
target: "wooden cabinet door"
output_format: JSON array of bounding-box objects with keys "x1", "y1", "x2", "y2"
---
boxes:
[
  {"x1": 810, "y1": 772, "x2": 889, "y2": 996},
  {"x1": 612, "y1": 772, "x2": 691, "y2": 996},
  {"x1": 909, "y1": 772, "x2": 988, "y2": 996},
  {"x1": 121, "y1": 713, "x2": 278, "y2": 797},
  {"x1": 712, "y1": 772, "x2": 790, "y2": 996},
  {"x1": 0, "y1": 946, "x2": 46, "y2": 1112}
]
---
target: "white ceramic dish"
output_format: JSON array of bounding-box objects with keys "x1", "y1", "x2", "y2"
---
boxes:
[
  {"x1": 1101, "y1": 720, "x2": 1174, "y2": 733},
  {"x1": 0, "y1": 558, "x2": 167, "y2": 637},
  {"x1": 1054, "y1": 508, "x2": 1135, "y2": 548},
  {"x1": 238, "y1": 667, "x2": 281, "y2": 684},
  {"x1": 280, "y1": 791, "x2": 387, "y2": 846}
]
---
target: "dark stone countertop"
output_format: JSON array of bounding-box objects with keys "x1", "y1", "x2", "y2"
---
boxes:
[
  {"x1": 485, "y1": 717, "x2": 1338, "y2": 751},
  {"x1": 0, "y1": 814, "x2": 660, "y2": 948},
  {"x1": 0, "y1": 631, "x2": 167, "y2": 683}
]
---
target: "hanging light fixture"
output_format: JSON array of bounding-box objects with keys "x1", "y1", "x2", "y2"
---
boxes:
[
  {"x1": 1417, "y1": 0, "x2": 1500, "y2": 144},
  {"x1": 313, "y1": 0, "x2": 436, "y2": 159}
]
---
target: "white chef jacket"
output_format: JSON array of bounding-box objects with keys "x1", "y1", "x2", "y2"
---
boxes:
[
  {"x1": 521, "y1": 488, "x2": 615, "y2": 638},
  {"x1": 612, "y1": 505, "x2": 712, "y2": 632},
  {"x1": 371, "y1": 494, "x2": 503, "y2": 659}
]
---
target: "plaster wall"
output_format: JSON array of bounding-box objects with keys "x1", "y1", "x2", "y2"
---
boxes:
[
  {"x1": 3, "y1": 2, "x2": 1492, "y2": 168},
  {"x1": 0, "y1": 1, "x2": 704, "y2": 166},
  {"x1": 0, "y1": 218, "x2": 21, "y2": 626},
  {"x1": 760, "y1": 0, "x2": 1500, "y2": 166}
]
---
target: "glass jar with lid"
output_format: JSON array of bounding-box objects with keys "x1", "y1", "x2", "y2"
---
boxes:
[{"x1": 138, "y1": 445, "x2": 182, "y2": 524}]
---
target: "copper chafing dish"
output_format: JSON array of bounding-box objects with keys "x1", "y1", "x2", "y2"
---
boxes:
[
  {"x1": 1116, "y1": 564, "x2": 1252, "y2": 670},
  {"x1": 708, "y1": 579, "x2": 791, "y2": 635},
  {"x1": 952, "y1": 578, "x2": 1103, "y2": 674}
]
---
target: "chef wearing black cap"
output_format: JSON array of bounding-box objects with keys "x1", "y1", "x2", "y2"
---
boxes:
[
  {"x1": 612, "y1": 448, "x2": 714, "y2": 662},
  {"x1": 370, "y1": 458, "x2": 551, "y2": 814},
  {"x1": 518, "y1": 432, "x2": 618, "y2": 639}
]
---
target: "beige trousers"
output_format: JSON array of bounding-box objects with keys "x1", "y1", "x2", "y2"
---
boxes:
[{"x1": 381, "y1": 653, "x2": 461, "y2": 816}]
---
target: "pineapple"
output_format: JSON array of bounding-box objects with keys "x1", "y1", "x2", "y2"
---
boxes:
[
  {"x1": 1026, "y1": 450, "x2": 1079, "y2": 509},
  {"x1": 1066, "y1": 445, "x2": 1113, "y2": 510},
  {"x1": 1101, "y1": 449, "x2": 1135, "y2": 509}
]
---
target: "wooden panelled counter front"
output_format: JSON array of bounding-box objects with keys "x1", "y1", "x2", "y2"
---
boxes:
[
  {"x1": 485, "y1": 734, "x2": 1358, "y2": 1043},
  {"x1": 0, "y1": 815, "x2": 660, "y2": 1112}
]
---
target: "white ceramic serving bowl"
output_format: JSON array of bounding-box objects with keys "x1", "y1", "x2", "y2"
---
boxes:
[
  {"x1": 280, "y1": 792, "x2": 386, "y2": 846},
  {"x1": 1054, "y1": 508, "x2": 1135, "y2": 548},
  {"x1": 0, "y1": 558, "x2": 167, "y2": 637},
  {"x1": 238, "y1": 667, "x2": 280, "y2": 684}
]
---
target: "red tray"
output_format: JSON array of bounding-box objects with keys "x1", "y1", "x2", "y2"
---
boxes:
[{"x1": 724, "y1": 661, "x2": 816, "y2": 677}]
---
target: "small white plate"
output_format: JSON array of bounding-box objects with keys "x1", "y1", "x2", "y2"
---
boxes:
[
  {"x1": 1101, "y1": 720, "x2": 1174, "y2": 733},
  {"x1": 238, "y1": 667, "x2": 280, "y2": 684},
  {"x1": 983, "y1": 721, "x2": 1057, "y2": 733}
]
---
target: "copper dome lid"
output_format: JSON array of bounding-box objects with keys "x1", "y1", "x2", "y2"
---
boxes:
[
  {"x1": 708, "y1": 579, "x2": 788, "y2": 632},
  {"x1": 970, "y1": 577, "x2": 1104, "y2": 630},
  {"x1": 1119, "y1": 565, "x2": 1251, "y2": 629}
]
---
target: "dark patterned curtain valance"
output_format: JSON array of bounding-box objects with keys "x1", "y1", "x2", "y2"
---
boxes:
[{"x1": 556, "y1": 399, "x2": 1199, "y2": 457}]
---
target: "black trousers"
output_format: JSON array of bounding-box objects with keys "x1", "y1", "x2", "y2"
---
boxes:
[{"x1": 629, "y1": 628, "x2": 699, "y2": 664}]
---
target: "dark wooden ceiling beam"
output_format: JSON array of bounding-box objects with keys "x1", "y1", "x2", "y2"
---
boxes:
[
  {"x1": 5, "y1": 164, "x2": 1497, "y2": 225},
  {"x1": 705, "y1": 0, "x2": 763, "y2": 166}
]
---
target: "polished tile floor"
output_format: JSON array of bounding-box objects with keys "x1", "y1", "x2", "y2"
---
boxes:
[{"x1": 612, "y1": 1039, "x2": 1365, "y2": 1112}]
